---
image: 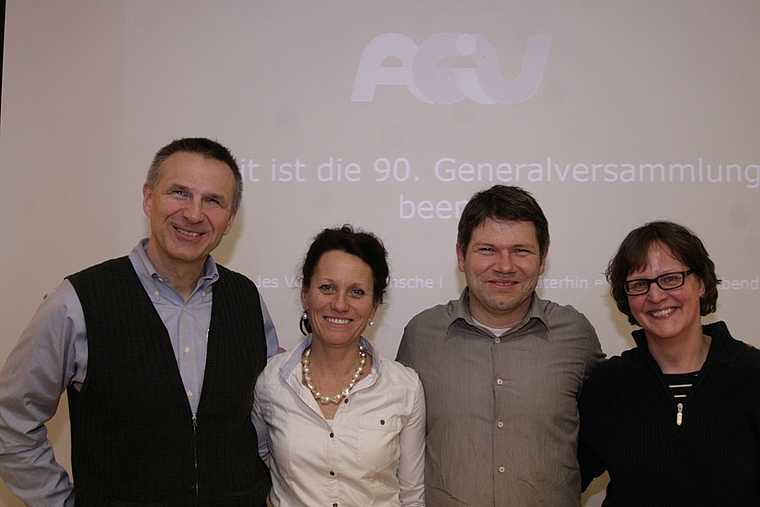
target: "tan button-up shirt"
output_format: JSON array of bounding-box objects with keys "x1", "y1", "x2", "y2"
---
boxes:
[{"x1": 397, "y1": 289, "x2": 604, "y2": 507}]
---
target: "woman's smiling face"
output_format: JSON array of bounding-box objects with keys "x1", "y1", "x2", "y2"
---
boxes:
[
  {"x1": 301, "y1": 250, "x2": 378, "y2": 349},
  {"x1": 627, "y1": 242, "x2": 705, "y2": 345}
]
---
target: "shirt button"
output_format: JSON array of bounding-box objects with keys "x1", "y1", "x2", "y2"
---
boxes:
[
  {"x1": 496, "y1": 378, "x2": 504, "y2": 386},
  {"x1": 329, "y1": 432, "x2": 334, "y2": 438},
  {"x1": 329, "y1": 471, "x2": 335, "y2": 476},
  {"x1": 184, "y1": 347, "x2": 191, "y2": 354},
  {"x1": 187, "y1": 390, "x2": 193, "y2": 398},
  {"x1": 380, "y1": 419, "x2": 385, "y2": 425},
  {"x1": 498, "y1": 466, "x2": 505, "y2": 474},
  {"x1": 497, "y1": 421, "x2": 504, "y2": 429},
  {"x1": 494, "y1": 337, "x2": 501, "y2": 344}
]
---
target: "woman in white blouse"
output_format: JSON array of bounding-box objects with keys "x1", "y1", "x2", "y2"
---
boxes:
[{"x1": 253, "y1": 225, "x2": 426, "y2": 506}]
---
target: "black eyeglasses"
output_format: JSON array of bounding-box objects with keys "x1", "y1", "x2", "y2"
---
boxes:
[{"x1": 623, "y1": 270, "x2": 695, "y2": 296}]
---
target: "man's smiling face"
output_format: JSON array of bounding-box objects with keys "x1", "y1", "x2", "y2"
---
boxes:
[
  {"x1": 142, "y1": 151, "x2": 237, "y2": 277},
  {"x1": 457, "y1": 217, "x2": 546, "y2": 328}
]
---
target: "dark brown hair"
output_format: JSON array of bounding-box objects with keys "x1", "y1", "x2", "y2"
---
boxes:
[
  {"x1": 457, "y1": 185, "x2": 549, "y2": 260},
  {"x1": 606, "y1": 221, "x2": 718, "y2": 326}
]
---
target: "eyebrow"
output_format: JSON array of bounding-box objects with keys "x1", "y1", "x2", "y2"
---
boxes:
[
  {"x1": 166, "y1": 184, "x2": 230, "y2": 207},
  {"x1": 317, "y1": 278, "x2": 370, "y2": 288},
  {"x1": 472, "y1": 241, "x2": 537, "y2": 250}
]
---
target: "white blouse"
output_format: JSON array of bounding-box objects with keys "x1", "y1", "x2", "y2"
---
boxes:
[{"x1": 253, "y1": 336, "x2": 426, "y2": 507}]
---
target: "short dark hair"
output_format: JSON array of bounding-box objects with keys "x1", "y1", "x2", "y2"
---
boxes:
[
  {"x1": 457, "y1": 185, "x2": 549, "y2": 259},
  {"x1": 301, "y1": 225, "x2": 390, "y2": 304},
  {"x1": 146, "y1": 138, "x2": 243, "y2": 213},
  {"x1": 606, "y1": 220, "x2": 719, "y2": 326}
]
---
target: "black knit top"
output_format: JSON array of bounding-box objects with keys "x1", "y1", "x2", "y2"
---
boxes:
[
  {"x1": 579, "y1": 321, "x2": 760, "y2": 507},
  {"x1": 67, "y1": 256, "x2": 270, "y2": 506}
]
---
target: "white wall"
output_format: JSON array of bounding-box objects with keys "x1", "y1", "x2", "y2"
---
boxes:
[{"x1": 2, "y1": 2, "x2": 759, "y2": 505}]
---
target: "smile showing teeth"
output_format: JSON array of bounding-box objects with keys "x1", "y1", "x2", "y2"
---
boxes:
[
  {"x1": 177, "y1": 228, "x2": 201, "y2": 237},
  {"x1": 651, "y1": 308, "x2": 674, "y2": 318},
  {"x1": 325, "y1": 317, "x2": 351, "y2": 325}
]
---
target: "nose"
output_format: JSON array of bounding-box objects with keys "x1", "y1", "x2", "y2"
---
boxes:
[
  {"x1": 182, "y1": 198, "x2": 204, "y2": 223},
  {"x1": 331, "y1": 292, "x2": 349, "y2": 312},
  {"x1": 646, "y1": 282, "x2": 668, "y2": 302},
  {"x1": 494, "y1": 252, "x2": 515, "y2": 273}
]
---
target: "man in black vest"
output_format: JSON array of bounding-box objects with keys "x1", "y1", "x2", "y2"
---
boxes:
[{"x1": 0, "y1": 138, "x2": 278, "y2": 506}]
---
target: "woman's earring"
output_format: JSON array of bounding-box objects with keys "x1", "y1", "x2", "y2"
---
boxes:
[{"x1": 299, "y1": 310, "x2": 311, "y2": 335}]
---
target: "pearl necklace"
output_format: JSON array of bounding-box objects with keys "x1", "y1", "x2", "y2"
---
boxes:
[{"x1": 302, "y1": 343, "x2": 367, "y2": 405}]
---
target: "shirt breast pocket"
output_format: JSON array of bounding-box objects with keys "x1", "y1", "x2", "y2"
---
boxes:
[{"x1": 356, "y1": 414, "x2": 401, "y2": 473}]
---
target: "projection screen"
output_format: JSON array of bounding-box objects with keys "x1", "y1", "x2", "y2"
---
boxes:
[{"x1": 1, "y1": 2, "x2": 759, "y2": 505}]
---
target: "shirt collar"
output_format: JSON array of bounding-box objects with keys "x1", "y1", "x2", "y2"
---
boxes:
[
  {"x1": 129, "y1": 238, "x2": 219, "y2": 296},
  {"x1": 631, "y1": 320, "x2": 734, "y2": 364},
  {"x1": 278, "y1": 334, "x2": 382, "y2": 383},
  {"x1": 446, "y1": 287, "x2": 550, "y2": 336}
]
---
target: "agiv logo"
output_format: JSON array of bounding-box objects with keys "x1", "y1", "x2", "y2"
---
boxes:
[{"x1": 351, "y1": 33, "x2": 551, "y2": 104}]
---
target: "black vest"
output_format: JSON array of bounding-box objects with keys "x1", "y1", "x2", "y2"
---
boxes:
[{"x1": 67, "y1": 257, "x2": 271, "y2": 506}]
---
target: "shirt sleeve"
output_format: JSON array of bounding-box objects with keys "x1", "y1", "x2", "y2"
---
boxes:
[
  {"x1": 0, "y1": 280, "x2": 84, "y2": 506},
  {"x1": 251, "y1": 376, "x2": 270, "y2": 460},
  {"x1": 397, "y1": 375, "x2": 426, "y2": 506},
  {"x1": 259, "y1": 296, "x2": 280, "y2": 358},
  {"x1": 583, "y1": 322, "x2": 606, "y2": 380},
  {"x1": 395, "y1": 323, "x2": 415, "y2": 368},
  {"x1": 253, "y1": 294, "x2": 276, "y2": 458}
]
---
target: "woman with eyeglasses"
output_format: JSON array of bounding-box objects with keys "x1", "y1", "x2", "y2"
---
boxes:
[{"x1": 578, "y1": 221, "x2": 760, "y2": 506}]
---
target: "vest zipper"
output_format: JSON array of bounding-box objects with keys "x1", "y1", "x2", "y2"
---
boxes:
[
  {"x1": 192, "y1": 412, "x2": 200, "y2": 500},
  {"x1": 676, "y1": 402, "x2": 684, "y2": 426}
]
